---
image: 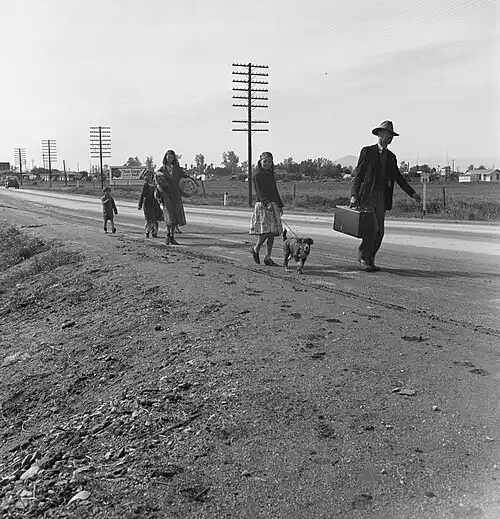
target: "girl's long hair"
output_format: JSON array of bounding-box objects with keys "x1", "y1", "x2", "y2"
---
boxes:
[
  {"x1": 256, "y1": 151, "x2": 274, "y2": 175},
  {"x1": 162, "y1": 150, "x2": 180, "y2": 167}
]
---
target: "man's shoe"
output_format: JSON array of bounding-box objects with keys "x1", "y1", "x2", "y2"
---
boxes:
[
  {"x1": 112, "y1": 227, "x2": 117, "y2": 234},
  {"x1": 146, "y1": 232, "x2": 150, "y2": 238},
  {"x1": 170, "y1": 235, "x2": 179, "y2": 245},
  {"x1": 371, "y1": 264, "x2": 381, "y2": 271},
  {"x1": 359, "y1": 260, "x2": 377, "y2": 272}
]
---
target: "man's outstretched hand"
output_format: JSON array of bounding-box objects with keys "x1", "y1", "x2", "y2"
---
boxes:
[{"x1": 412, "y1": 193, "x2": 422, "y2": 203}]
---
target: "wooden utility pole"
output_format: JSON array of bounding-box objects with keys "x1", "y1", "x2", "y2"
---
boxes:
[
  {"x1": 232, "y1": 63, "x2": 269, "y2": 207},
  {"x1": 90, "y1": 126, "x2": 111, "y2": 188},
  {"x1": 14, "y1": 147, "x2": 26, "y2": 182},
  {"x1": 42, "y1": 140, "x2": 57, "y2": 187}
]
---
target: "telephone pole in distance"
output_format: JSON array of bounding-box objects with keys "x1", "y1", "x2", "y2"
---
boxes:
[
  {"x1": 41, "y1": 140, "x2": 57, "y2": 187},
  {"x1": 90, "y1": 126, "x2": 111, "y2": 189},
  {"x1": 232, "y1": 63, "x2": 269, "y2": 207}
]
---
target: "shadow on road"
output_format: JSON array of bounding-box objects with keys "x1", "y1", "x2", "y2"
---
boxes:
[
  {"x1": 379, "y1": 267, "x2": 500, "y2": 279},
  {"x1": 300, "y1": 265, "x2": 500, "y2": 280}
]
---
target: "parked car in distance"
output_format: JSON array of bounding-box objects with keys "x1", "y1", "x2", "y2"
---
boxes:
[{"x1": 4, "y1": 177, "x2": 20, "y2": 189}]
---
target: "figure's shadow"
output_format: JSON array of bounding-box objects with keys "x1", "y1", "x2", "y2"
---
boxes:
[
  {"x1": 379, "y1": 266, "x2": 500, "y2": 280},
  {"x1": 299, "y1": 265, "x2": 500, "y2": 280}
]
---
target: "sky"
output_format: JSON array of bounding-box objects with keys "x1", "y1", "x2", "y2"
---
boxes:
[{"x1": 1, "y1": 0, "x2": 499, "y2": 172}]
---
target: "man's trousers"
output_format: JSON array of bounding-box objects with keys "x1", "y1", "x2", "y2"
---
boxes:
[{"x1": 358, "y1": 190, "x2": 386, "y2": 265}]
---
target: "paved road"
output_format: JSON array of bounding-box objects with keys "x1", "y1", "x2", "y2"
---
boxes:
[{"x1": 1, "y1": 187, "x2": 499, "y2": 335}]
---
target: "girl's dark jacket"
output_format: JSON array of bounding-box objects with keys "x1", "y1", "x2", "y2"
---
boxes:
[
  {"x1": 138, "y1": 182, "x2": 163, "y2": 221},
  {"x1": 253, "y1": 169, "x2": 284, "y2": 208},
  {"x1": 351, "y1": 144, "x2": 415, "y2": 210}
]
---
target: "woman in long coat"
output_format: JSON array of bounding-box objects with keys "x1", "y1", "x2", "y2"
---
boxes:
[
  {"x1": 155, "y1": 150, "x2": 188, "y2": 245},
  {"x1": 138, "y1": 170, "x2": 163, "y2": 238}
]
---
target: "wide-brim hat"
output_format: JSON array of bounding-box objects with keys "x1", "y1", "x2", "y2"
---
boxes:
[{"x1": 372, "y1": 120, "x2": 399, "y2": 137}]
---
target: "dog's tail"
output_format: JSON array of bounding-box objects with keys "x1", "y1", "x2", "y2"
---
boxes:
[{"x1": 282, "y1": 229, "x2": 287, "y2": 241}]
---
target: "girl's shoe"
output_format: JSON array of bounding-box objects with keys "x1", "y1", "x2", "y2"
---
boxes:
[
  {"x1": 146, "y1": 232, "x2": 150, "y2": 238},
  {"x1": 165, "y1": 235, "x2": 171, "y2": 245},
  {"x1": 152, "y1": 233, "x2": 158, "y2": 238},
  {"x1": 112, "y1": 228, "x2": 117, "y2": 234},
  {"x1": 251, "y1": 248, "x2": 260, "y2": 264},
  {"x1": 175, "y1": 226, "x2": 182, "y2": 234},
  {"x1": 170, "y1": 235, "x2": 179, "y2": 245},
  {"x1": 264, "y1": 257, "x2": 278, "y2": 266}
]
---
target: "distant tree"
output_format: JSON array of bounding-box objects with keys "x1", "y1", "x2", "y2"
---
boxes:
[
  {"x1": 327, "y1": 163, "x2": 343, "y2": 179},
  {"x1": 468, "y1": 164, "x2": 474, "y2": 171},
  {"x1": 282, "y1": 157, "x2": 297, "y2": 173},
  {"x1": 124, "y1": 156, "x2": 142, "y2": 167},
  {"x1": 300, "y1": 159, "x2": 316, "y2": 177},
  {"x1": 315, "y1": 158, "x2": 339, "y2": 179},
  {"x1": 145, "y1": 156, "x2": 155, "y2": 171},
  {"x1": 206, "y1": 163, "x2": 215, "y2": 174},
  {"x1": 478, "y1": 165, "x2": 486, "y2": 170},
  {"x1": 195, "y1": 153, "x2": 207, "y2": 175},
  {"x1": 221, "y1": 150, "x2": 240, "y2": 173}
]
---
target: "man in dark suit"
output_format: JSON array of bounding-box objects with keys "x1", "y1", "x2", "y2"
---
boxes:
[{"x1": 350, "y1": 120, "x2": 421, "y2": 272}]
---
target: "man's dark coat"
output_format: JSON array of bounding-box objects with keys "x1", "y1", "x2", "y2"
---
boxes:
[{"x1": 351, "y1": 144, "x2": 415, "y2": 210}]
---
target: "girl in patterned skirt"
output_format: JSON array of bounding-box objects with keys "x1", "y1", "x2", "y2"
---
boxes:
[{"x1": 249, "y1": 151, "x2": 284, "y2": 266}]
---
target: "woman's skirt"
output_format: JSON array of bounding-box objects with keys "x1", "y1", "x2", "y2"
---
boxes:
[
  {"x1": 162, "y1": 194, "x2": 187, "y2": 227},
  {"x1": 250, "y1": 202, "x2": 283, "y2": 236}
]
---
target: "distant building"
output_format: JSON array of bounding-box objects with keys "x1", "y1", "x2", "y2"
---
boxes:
[
  {"x1": 459, "y1": 168, "x2": 500, "y2": 183},
  {"x1": 439, "y1": 165, "x2": 451, "y2": 177}
]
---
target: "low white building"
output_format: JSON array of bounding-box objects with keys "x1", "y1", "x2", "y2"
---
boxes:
[{"x1": 459, "y1": 168, "x2": 500, "y2": 183}]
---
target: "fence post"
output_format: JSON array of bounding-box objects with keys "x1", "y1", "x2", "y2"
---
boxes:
[
  {"x1": 442, "y1": 187, "x2": 446, "y2": 210},
  {"x1": 293, "y1": 183, "x2": 296, "y2": 206},
  {"x1": 422, "y1": 180, "x2": 427, "y2": 216}
]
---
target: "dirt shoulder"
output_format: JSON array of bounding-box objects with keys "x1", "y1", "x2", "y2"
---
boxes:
[{"x1": 1, "y1": 205, "x2": 500, "y2": 519}]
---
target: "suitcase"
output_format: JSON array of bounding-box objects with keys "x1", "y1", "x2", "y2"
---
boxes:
[{"x1": 332, "y1": 206, "x2": 374, "y2": 239}]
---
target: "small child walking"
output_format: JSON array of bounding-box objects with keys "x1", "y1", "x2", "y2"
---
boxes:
[{"x1": 101, "y1": 186, "x2": 118, "y2": 233}]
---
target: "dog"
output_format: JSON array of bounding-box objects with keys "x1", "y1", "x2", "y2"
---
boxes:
[{"x1": 282, "y1": 229, "x2": 314, "y2": 274}]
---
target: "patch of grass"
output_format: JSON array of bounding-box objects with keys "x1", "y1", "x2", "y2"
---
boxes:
[
  {"x1": 0, "y1": 221, "x2": 82, "y2": 291},
  {"x1": 0, "y1": 223, "x2": 49, "y2": 270},
  {"x1": 443, "y1": 197, "x2": 500, "y2": 221}
]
